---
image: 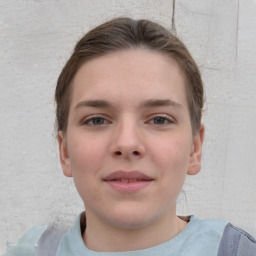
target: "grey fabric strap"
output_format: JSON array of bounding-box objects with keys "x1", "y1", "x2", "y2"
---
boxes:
[
  {"x1": 217, "y1": 223, "x2": 256, "y2": 256},
  {"x1": 34, "y1": 226, "x2": 67, "y2": 256}
]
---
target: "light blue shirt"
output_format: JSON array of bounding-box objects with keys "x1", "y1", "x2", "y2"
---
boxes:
[
  {"x1": 3, "y1": 225, "x2": 47, "y2": 256},
  {"x1": 3, "y1": 215, "x2": 228, "y2": 256}
]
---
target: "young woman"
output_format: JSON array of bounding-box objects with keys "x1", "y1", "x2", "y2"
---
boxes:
[{"x1": 4, "y1": 17, "x2": 256, "y2": 256}]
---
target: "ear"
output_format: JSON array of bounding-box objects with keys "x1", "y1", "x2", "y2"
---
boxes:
[
  {"x1": 58, "y1": 131, "x2": 72, "y2": 177},
  {"x1": 187, "y1": 125, "x2": 205, "y2": 175}
]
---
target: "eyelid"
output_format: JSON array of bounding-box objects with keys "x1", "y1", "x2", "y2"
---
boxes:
[
  {"x1": 80, "y1": 114, "x2": 111, "y2": 125},
  {"x1": 146, "y1": 114, "x2": 175, "y2": 124}
]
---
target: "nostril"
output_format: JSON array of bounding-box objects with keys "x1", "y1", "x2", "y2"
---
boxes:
[
  {"x1": 133, "y1": 151, "x2": 140, "y2": 156},
  {"x1": 113, "y1": 150, "x2": 140, "y2": 156}
]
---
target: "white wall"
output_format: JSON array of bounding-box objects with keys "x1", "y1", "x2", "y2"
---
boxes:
[{"x1": 0, "y1": 0, "x2": 255, "y2": 253}]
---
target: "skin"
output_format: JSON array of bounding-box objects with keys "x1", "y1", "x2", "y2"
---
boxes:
[{"x1": 58, "y1": 49, "x2": 204, "y2": 252}]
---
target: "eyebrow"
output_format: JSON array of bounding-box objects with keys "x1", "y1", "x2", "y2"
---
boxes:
[
  {"x1": 141, "y1": 99, "x2": 184, "y2": 109},
  {"x1": 75, "y1": 100, "x2": 112, "y2": 109},
  {"x1": 74, "y1": 98, "x2": 183, "y2": 110}
]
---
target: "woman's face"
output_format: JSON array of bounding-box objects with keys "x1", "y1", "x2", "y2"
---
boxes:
[{"x1": 58, "y1": 49, "x2": 203, "y2": 231}]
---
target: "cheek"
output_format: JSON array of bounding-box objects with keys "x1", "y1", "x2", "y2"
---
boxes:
[
  {"x1": 151, "y1": 137, "x2": 192, "y2": 171},
  {"x1": 68, "y1": 140, "x2": 105, "y2": 202},
  {"x1": 150, "y1": 136, "x2": 192, "y2": 195},
  {"x1": 67, "y1": 144, "x2": 103, "y2": 197},
  {"x1": 68, "y1": 134, "x2": 107, "y2": 168}
]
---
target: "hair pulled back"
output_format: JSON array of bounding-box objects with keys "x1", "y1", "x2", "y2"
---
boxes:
[{"x1": 55, "y1": 17, "x2": 204, "y2": 134}]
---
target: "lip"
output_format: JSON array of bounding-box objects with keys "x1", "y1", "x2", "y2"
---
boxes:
[{"x1": 103, "y1": 170, "x2": 153, "y2": 193}]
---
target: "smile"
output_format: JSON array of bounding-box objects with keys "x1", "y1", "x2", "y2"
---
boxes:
[
  {"x1": 112, "y1": 178, "x2": 147, "y2": 183},
  {"x1": 103, "y1": 171, "x2": 153, "y2": 193}
]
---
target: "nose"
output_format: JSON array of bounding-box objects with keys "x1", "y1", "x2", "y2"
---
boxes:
[{"x1": 110, "y1": 119, "x2": 146, "y2": 160}]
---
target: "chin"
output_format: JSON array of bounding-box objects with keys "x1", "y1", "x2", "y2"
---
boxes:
[
  {"x1": 110, "y1": 217, "x2": 152, "y2": 230},
  {"x1": 105, "y1": 206, "x2": 160, "y2": 230}
]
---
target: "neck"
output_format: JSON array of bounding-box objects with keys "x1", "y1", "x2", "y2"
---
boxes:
[{"x1": 82, "y1": 211, "x2": 187, "y2": 252}]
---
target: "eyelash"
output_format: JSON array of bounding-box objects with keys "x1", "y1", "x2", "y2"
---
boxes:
[
  {"x1": 81, "y1": 114, "x2": 174, "y2": 127},
  {"x1": 81, "y1": 116, "x2": 110, "y2": 126},
  {"x1": 147, "y1": 115, "x2": 174, "y2": 125}
]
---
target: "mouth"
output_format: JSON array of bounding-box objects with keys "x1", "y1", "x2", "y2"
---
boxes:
[
  {"x1": 103, "y1": 170, "x2": 153, "y2": 193},
  {"x1": 109, "y1": 178, "x2": 150, "y2": 183}
]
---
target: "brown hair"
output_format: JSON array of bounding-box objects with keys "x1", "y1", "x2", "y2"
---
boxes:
[{"x1": 55, "y1": 17, "x2": 204, "y2": 134}]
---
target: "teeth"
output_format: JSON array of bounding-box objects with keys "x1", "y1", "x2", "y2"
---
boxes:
[
  {"x1": 130, "y1": 179, "x2": 138, "y2": 182},
  {"x1": 116, "y1": 179, "x2": 144, "y2": 183},
  {"x1": 120, "y1": 179, "x2": 129, "y2": 183}
]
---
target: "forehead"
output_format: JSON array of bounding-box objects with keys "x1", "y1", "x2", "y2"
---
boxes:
[{"x1": 71, "y1": 49, "x2": 188, "y2": 108}]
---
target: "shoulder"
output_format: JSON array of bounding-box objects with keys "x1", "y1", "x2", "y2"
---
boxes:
[
  {"x1": 3, "y1": 225, "x2": 47, "y2": 256},
  {"x1": 3, "y1": 214, "x2": 82, "y2": 256},
  {"x1": 185, "y1": 216, "x2": 256, "y2": 255},
  {"x1": 187, "y1": 216, "x2": 228, "y2": 237},
  {"x1": 218, "y1": 223, "x2": 256, "y2": 256}
]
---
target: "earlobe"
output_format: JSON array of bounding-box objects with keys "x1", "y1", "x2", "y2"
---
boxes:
[
  {"x1": 187, "y1": 125, "x2": 204, "y2": 175},
  {"x1": 58, "y1": 131, "x2": 73, "y2": 177}
]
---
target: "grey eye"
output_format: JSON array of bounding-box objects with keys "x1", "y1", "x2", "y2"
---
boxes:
[
  {"x1": 90, "y1": 118, "x2": 106, "y2": 125},
  {"x1": 83, "y1": 117, "x2": 108, "y2": 126},
  {"x1": 152, "y1": 117, "x2": 169, "y2": 124}
]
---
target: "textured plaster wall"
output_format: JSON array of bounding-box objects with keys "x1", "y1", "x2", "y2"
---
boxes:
[{"x1": 0, "y1": 0, "x2": 256, "y2": 253}]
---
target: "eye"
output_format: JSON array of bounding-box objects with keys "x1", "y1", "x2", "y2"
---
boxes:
[
  {"x1": 148, "y1": 116, "x2": 173, "y2": 125},
  {"x1": 82, "y1": 116, "x2": 110, "y2": 126}
]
